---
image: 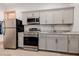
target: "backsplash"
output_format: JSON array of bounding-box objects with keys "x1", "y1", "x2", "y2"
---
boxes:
[
  {"x1": 24, "y1": 25, "x2": 54, "y2": 32},
  {"x1": 24, "y1": 25, "x2": 40, "y2": 32},
  {"x1": 40, "y1": 25, "x2": 53, "y2": 32},
  {"x1": 24, "y1": 24, "x2": 72, "y2": 33}
]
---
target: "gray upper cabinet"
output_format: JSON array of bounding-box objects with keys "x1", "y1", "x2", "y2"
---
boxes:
[
  {"x1": 27, "y1": 11, "x2": 40, "y2": 18},
  {"x1": 46, "y1": 10, "x2": 53, "y2": 24},
  {"x1": 22, "y1": 13, "x2": 27, "y2": 25},
  {"x1": 40, "y1": 11, "x2": 47, "y2": 24},
  {"x1": 62, "y1": 8, "x2": 74, "y2": 24},
  {"x1": 22, "y1": 7, "x2": 74, "y2": 25},
  {"x1": 68, "y1": 35, "x2": 79, "y2": 53},
  {"x1": 40, "y1": 10, "x2": 53, "y2": 24},
  {"x1": 52, "y1": 10, "x2": 63, "y2": 24},
  {"x1": 40, "y1": 10, "x2": 63, "y2": 24}
]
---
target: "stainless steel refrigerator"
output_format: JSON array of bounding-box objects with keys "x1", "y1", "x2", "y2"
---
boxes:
[{"x1": 3, "y1": 11, "x2": 17, "y2": 49}]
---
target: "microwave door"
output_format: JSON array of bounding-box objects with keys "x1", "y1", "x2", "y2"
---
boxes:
[{"x1": 27, "y1": 18, "x2": 35, "y2": 22}]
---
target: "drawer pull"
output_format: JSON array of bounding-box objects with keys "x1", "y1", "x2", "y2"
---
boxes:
[
  {"x1": 56, "y1": 39, "x2": 58, "y2": 43},
  {"x1": 68, "y1": 40, "x2": 70, "y2": 44}
]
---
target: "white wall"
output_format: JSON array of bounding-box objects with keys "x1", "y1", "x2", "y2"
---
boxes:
[
  {"x1": 0, "y1": 6, "x2": 4, "y2": 21},
  {"x1": 0, "y1": 5, "x2": 5, "y2": 41},
  {"x1": 69, "y1": 4, "x2": 79, "y2": 32}
]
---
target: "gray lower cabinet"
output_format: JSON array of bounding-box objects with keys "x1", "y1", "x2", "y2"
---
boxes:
[
  {"x1": 68, "y1": 35, "x2": 79, "y2": 53},
  {"x1": 46, "y1": 35, "x2": 68, "y2": 52},
  {"x1": 39, "y1": 34, "x2": 46, "y2": 50},
  {"x1": 46, "y1": 35, "x2": 56, "y2": 51},
  {"x1": 39, "y1": 34, "x2": 68, "y2": 52},
  {"x1": 56, "y1": 35, "x2": 68, "y2": 52},
  {"x1": 39, "y1": 33, "x2": 79, "y2": 54}
]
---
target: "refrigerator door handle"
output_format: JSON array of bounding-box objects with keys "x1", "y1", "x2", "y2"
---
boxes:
[
  {"x1": 3, "y1": 21, "x2": 5, "y2": 35},
  {"x1": 3, "y1": 28, "x2": 5, "y2": 35}
]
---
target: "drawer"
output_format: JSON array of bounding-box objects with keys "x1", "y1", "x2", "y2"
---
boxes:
[
  {"x1": 46, "y1": 34, "x2": 57, "y2": 39},
  {"x1": 69, "y1": 35, "x2": 79, "y2": 39}
]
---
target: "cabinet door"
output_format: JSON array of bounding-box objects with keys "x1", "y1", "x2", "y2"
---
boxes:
[
  {"x1": 34, "y1": 11, "x2": 40, "y2": 18},
  {"x1": 39, "y1": 34, "x2": 46, "y2": 50},
  {"x1": 27, "y1": 11, "x2": 40, "y2": 18},
  {"x1": 46, "y1": 35, "x2": 57, "y2": 51},
  {"x1": 63, "y1": 8, "x2": 74, "y2": 24},
  {"x1": 40, "y1": 11, "x2": 47, "y2": 24},
  {"x1": 22, "y1": 13, "x2": 27, "y2": 25},
  {"x1": 46, "y1": 11, "x2": 53, "y2": 24},
  {"x1": 26, "y1": 12, "x2": 33, "y2": 18},
  {"x1": 68, "y1": 35, "x2": 79, "y2": 53},
  {"x1": 53, "y1": 10, "x2": 63, "y2": 24},
  {"x1": 56, "y1": 35, "x2": 68, "y2": 52},
  {"x1": 18, "y1": 32, "x2": 24, "y2": 47}
]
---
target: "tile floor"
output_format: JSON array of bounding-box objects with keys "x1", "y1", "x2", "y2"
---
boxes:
[{"x1": 0, "y1": 41, "x2": 74, "y2": 56}]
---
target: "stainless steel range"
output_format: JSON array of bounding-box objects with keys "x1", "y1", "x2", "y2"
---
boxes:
[{"x1": 24, "y1": 28, "x2": 40, "y2": 51}]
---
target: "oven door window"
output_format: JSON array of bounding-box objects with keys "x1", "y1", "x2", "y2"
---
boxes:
[{"x1": 24, "y1": 37, "x2": 38, "y2": 46}]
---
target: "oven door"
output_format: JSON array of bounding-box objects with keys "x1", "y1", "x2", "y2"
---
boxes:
[{"x1": 24, "y1": 37, "x2": 38, "y2": 46}]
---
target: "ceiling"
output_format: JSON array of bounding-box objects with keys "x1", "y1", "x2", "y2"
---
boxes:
[{"x1": 0, "y1": 3, "x2": 71, "y2": 7}]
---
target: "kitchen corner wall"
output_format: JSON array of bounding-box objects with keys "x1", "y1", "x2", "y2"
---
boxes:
[{"x1": 69, "y1": 4, "x2": 79, "y2": 32}]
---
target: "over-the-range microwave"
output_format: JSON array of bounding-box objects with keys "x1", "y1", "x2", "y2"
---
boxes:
[{"x1": 27, "y1": 18, "x2": 40, "y2": 25}]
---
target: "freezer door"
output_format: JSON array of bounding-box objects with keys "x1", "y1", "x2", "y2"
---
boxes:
[
  {"x1": 4, "y1": 28, "x2": 16, "y2": 49},
  {"x1": 4, "y1": 11, "x2": 16, "y2": 27}
]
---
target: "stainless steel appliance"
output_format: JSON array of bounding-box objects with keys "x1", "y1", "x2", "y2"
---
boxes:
[
  {"x1": 24, "y1": 28, "x2": 40, "y2": 51},
  {"x1": 3, "y1": 11, "x2": 17, "y2": 49},
  {"x1": 16, "y1": 19, "x2": 24, "y2": 48},
  {"x1": 27, "y1": 18, "x2": 40, "y2": 25},
  {"x1": 16, "y1": 19, "x2": 24, "y2": 32}
]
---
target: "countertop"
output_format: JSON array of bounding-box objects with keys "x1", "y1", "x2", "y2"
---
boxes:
[
  {"x1": 24, "y1": 31, "x2": 79, "y2": 35},
  {"x1": 39, "y1": 32, "x2": 79, "y2": 35}
]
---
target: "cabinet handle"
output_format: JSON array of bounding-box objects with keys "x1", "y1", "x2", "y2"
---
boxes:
[
  {"x1": 68, "y1": 40, "x2": 70, "y2": 44},
  {"x1": 56, "y1": 39, "x2": 58, "y2": 43},
  {"x1": 32, "y1": 14, "x2": 34, "y2": 16}
]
